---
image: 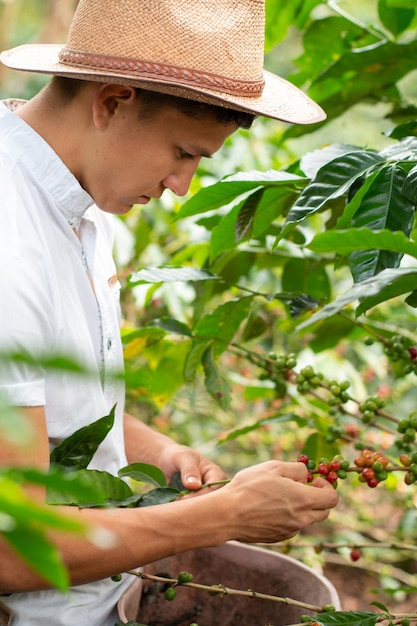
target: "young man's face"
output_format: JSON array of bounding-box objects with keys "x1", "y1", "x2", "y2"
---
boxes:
[{"x1": 83, "y1": 93, "x2": 238, "y2": 214}]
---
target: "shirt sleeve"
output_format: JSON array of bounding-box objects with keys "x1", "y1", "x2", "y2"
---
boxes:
[{"x1": 0, "y1": 172, "x2": 54, "y2": 407}]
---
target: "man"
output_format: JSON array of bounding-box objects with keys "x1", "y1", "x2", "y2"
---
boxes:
[{"x1": 0, "y1": 1, "x2": 338, "y2": 624}]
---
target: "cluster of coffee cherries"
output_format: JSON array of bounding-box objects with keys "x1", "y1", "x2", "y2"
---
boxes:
[
  {"x1": 396, "y1": 411, "x2": 417, "y2": 451},
  {"x1": 352, "y1": 448, "x2": 390, "y2": 488},
  {"x1": 382, "y1": 334, "x2": 417, "y2": 375},
  {"x1": 164, "y1": 571, "x2": 194, "y2": 601},
  {"x1": 297, "y1": 449, "x2": 392, "y2": 489},
  {"x1": 297, "y1": 454, "x2": 349, "y2": 489},
  {"x1": 398, "y1": 452, "x2": 417, "y2": 485},
  {"x1": 358, "y1": 395, "x2": 387, "y2": 424}
]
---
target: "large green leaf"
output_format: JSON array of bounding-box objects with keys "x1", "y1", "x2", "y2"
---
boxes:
[
  {"x1": 265, "y1": 0, "x2": 303, "y2": 51},
  {"x1": 0, "y1": 477, "x2": 84, "y2": 532},
  {"x1": 202, "y1": 345, "x2": 231, "y2": 410},
  {"x1": 308, "y1": 611, "x2": 380, "y2": 625},
  {"x1": 296, "y1": 268, "x2": 417, "y2": 330},
  {"x1": 308, "y1": 228, "x2": 417, "y2": 260},
  {"x1": 280, "y1": 151, "x2": 385, "y2": 240},
  {"x1": 401, "y1": 163, "x2": 417, "y2": 204},
  {"x1": 356, "y1": 271, "x2": 417, "y2": 315},
  {"x1": 281, "y1": 258, "x2": 331, "y2": 303},
  {"x1": 4, "y1": 525, "x2": 70, "y2": 590},
  {"x1": 0, "y1": 476, "x2": 85, "y2": 589},
  {"x1": 194, "y1": 297, "x2": 253, "y2": 358},
  {"x1": 290, "y1": 16, "x2": 364, "y2": 89},
  {"x1": 309, "y1": 39, "x2": 417, "y2": 122},
  {"x1": 135, "y1": 486, "x2": 180, "y2": 507},
  {"x1": 2, "y1": 466, "x2": 104, "y2": 504},
  {"x1": 148, "y1": 317, "x2": 193, "y2": 337},
  {"x1": 183, "y1": 339, "x2": 213, "y2": 381},
  {"x1": 48, "y1": 470, "x2": 133, "y2": 507},
  {"x1": 348, "y1": 165, "x2": 415, "y2": 281},
  {"x1": 378, "y1": 0, "x2": 415, "y2": 36},
  {"x1": 118, "y1": 463, "x2": 167, "y2": 487},
  {"x1": 128, "y1": 266, "x2": 219, "y2": 286},
  {"x1": 176, "y1": 171, "x2": 305, "y2": 220},
  {"x1": 50, "y1": 408, "x2": 115, "y2": 471},
  {"x1": 235, "y1": 188, "x2": 265, "y2": 243},
  {"x1": 209, "y1": 187, "x2": 292, "y2": 258},
  {"x1": 286, "y1": 38, "x2": 417, "y2": 139}
]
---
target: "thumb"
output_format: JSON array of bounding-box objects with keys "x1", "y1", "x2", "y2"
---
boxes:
[{"x1": 180, "y1": 467, "x2": 202, "y2": 490}]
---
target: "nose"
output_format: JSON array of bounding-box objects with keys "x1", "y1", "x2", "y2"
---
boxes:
[{"x1": 162, "y1": 159, "x2": 200, "y2": 197}]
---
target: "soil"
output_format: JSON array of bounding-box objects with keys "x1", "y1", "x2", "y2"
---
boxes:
[{"x1": 324, "y1": 560, "x2": 417, "y2": 615}]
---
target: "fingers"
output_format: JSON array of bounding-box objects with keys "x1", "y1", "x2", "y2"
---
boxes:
[
  {"x1": 309, "y1": 477, "x2": 339, "y2": 510},
  {"x1": 222, "y1": 460, "x2": 339, "y2": 543}
]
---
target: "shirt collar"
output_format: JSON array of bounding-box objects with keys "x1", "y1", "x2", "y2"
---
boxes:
[{"x1": 0, "y1": 99, "x2": 94, "y2": 228}]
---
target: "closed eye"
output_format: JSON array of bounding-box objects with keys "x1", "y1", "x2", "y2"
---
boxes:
[{"x1": 178, "y1": 149, "x2": 196, "y2": 160}]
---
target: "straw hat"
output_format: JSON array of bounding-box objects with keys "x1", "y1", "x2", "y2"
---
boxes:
[{"x1": 0, "y1": 0, "x2": 325, "y2": 124}]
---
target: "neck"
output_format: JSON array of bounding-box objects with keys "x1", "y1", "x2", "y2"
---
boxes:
[{"x1": 16, "y1": 84, "x2": 87, "y2": 181}]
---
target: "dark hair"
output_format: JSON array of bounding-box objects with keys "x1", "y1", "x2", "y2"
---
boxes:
[{"x1": 50, "y1": 76, "x2": 255, "y2": 129}]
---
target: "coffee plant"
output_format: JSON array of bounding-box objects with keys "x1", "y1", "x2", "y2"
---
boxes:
[{"x1": 2, "y1": 1, "x2": 417, "y2": 625}]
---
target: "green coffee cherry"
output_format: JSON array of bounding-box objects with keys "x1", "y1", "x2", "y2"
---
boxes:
[
  {"x1": 111, "y1": 574, "x2": 122, "y2": 582},
  {"x1": 164, "y1": 587, "x2": 177, "y2": 601},
  {"x1": 177, "y1": 571, "x2": 193, "y2": 584}
]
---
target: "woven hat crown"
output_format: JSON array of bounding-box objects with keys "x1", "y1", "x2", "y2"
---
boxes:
[
  {"x1": 63, "y1": 0, "x2": 265, "y2": 92},
  {"x1": 0, "y1": 0, "x2": 326, "y2": 124}
]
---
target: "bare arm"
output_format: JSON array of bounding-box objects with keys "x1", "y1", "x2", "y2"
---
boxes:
[{"x1": 0, "y1": 407, "x2": 338, "y2": 594}]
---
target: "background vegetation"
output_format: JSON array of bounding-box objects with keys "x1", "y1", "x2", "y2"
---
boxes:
[{"x1": 1, "y1": 1, "x2": 417, "y2": 624}]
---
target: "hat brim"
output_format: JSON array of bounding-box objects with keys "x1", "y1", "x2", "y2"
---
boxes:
[{"x1": 0, "y1": 44, "x2": 325, "y2": 125}]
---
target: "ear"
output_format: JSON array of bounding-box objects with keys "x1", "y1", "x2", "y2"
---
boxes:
[{"x1": 91, "y1": 84, "x2": 137, "y2": 129}]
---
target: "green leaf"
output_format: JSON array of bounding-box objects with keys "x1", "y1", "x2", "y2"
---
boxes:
[
  {"x1": 176, "y1": 170, "x2": 305, "y2": 220},
  {"x1": 194, "y1": 297, "x2": 253, "y2": 358},
  {"x1": 202, "y1": 345, "x2": 231, "y2": 410},
  {"x1": 378, "y1": 0, "x2": 415, "y2": 36},
  {"x1": 0, "y1": 477, "x2": 84, "y2": 532},
  {"x1": 282, "y1": 258, "x2": 331, "y2": 304},
  {"x1": 135, "y1": 486, "x2": 180, "y2": 507},
  {"x1": 307, "y1": 39, "x2": 417, "y2": 127},
  {"x1": 128, "y1": 266, "x2": 219, "y2": 286},
  {"x1": 387, "y1": 120, "x2": 417, "y2": 140},
  {"x1": 296, "y1": 268, "x2": 417, "y2": 329},
  {"x1": 235, "y1": 188, "x2": 265, "y2": 242},
  {"x1": 401, "y1": 163, "x2": 417, "y2": 204},
  {"x1": 218, "y1": 414, "x2": 300, "y2": 444},
  {"x1": 4, "y1": 525, "x2": 70, "y2": 590},
  {"x1": 183, "y1": 339, "x2": 212, "y2": 381},
  {"x1": 2, "y1": 467, "x2": 104, "y2": 506},
  {"x1": 265, "y1": 0, "x2": 300, "y2": 50},
  {"x1": 48, "y1": 469, "x2": 133, "y2": 507},
  {"x1": 118, "y1": 463, "x2": 167, "y2": 487},
  {"x1": 50, "y1": 407, "x2": 115, "y2": 471},
  {"x1": 149, "y1": 317, "x2": 193, "y2": 337},
  {"x1": 210, "y1": 203, "x2": 243, "y2": 258},
  {"x1": 309, "y1": 315, "x2": 356, "y2": 353},
  {"x1": 280, "y1": 150, "x2": 385, "y2": 239},
  {"x1": 348, "y1": 165, "x2": 415, "y2": 281},
  {"x1": 309, "y1": 610, "x2": 380, "y2": 625},
  {"x1": 302, "y1": 432, "x2": 340, "y2": 467},
  {"x1": 308, "y1": 228, "x2": 417, "y2": 260},
  {"x1": 356, "y1": 270, "x2": 417, "y2": 315}
]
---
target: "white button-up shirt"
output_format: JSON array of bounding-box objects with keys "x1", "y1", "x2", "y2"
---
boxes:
[{"x1": 0, "y1": 99, "x2": 133, "y2": 625}]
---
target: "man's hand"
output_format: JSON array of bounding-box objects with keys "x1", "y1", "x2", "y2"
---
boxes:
[
  {"x1": 157, "y1": 444, "x2": 228, "y2": 490},
  {"x1": 219, "y1": 460, "x2": 339, "y2": 543}
]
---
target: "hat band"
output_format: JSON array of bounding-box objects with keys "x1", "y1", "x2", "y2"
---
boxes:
[{"x1": 58, "y1": 48, "x2": 265, "y2": 97}]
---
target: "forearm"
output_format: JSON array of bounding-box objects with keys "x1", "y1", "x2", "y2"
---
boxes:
[
  {"x1": 123, "y1": 411, "x2": 180, "y2": 465},
  {"x1": 0, "y1": 490, "x2": 230, "y2": 594}
]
